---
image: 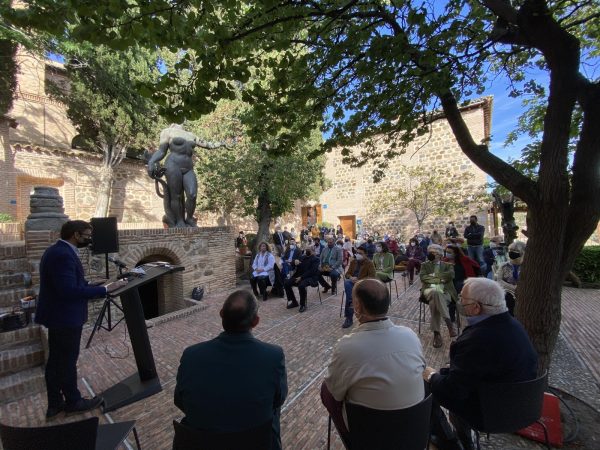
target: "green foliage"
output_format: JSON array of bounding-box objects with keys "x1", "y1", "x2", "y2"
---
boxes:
[
  {"x1": 0, "y1": 213, "x2": 13, "y2": 223},
  {"x1": 47, "y1": 42, "x2": 164, "y2": 159},
  {"x1": 572, "y1": 246, "x2": 600, "y2": 284},
  {"x1": 0, "y1": 39, "x2": 17, "y2": 116},
  {"x1": 190, "y1": 97, "x2": 326, "y2": 222}
]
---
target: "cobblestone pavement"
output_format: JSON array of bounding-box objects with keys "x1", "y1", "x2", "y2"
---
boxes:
[{"x1": 1, "y1": 276, "x2": 598, "y2": 449}]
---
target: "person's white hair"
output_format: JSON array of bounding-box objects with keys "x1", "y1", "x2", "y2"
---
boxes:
[
  {"x1": 463, "y1": 277, "x2": 508, "y2": 315},
  {"x1": 427, "y1": 244, "x2": 444, "y2": 255}
]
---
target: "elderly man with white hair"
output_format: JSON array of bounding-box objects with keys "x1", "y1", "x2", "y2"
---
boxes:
[
  {"x1": 420, "y1": 244, "x2": 458, "y2": 348},
  {"x1": 422, "y1": 277, "x2": 538, "y2": 450},
  {"x1": 495, "y1": 240, "x2": 526, "y2": 316}
]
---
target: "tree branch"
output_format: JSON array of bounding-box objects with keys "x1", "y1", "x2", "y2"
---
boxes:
[{"x1": 439, "y1": 92, "x2": 538, "y2": 204}]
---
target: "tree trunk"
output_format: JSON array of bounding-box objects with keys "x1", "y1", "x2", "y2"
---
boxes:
[
  {"x1": 93, "y1": 165, "x2": 114, "y2": 217},
  {"x1": 255, "y1": 196, "x2": 272, "y2": 253}
]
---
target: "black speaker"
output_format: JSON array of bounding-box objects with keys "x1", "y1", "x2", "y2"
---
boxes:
[{"x1": 91, "y1": 217, "x2": 119, "y2": 255}]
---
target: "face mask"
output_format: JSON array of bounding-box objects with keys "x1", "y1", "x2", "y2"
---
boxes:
[
  {"x1": 509, "y1": 251, "x2": 521, "y2": 260},
  {"x1": 427, "y1": 253, "x2": 436, "y2": 261},
  {"x1": 337, "y1": 243, "x2": 343, "y2": 248},
  {"x1": 328, "y1": 243, "x2": 334, "y2": 248},
  {"x1": 289, "y1": 245, "x2": 296, "y2": 250},
  {"x1": 410, "y1": 242, "x2": 415, "y2": 247},
  {"x1": 456, "y1": 302, "x2": 474, "y2": 317},
  {"x1": 375, "y1": 246, "x2": 382, "y2": 253},
  {"x1": 76, "y1": 238, "x2": 92, "y2": 249},
  {"x1": 470, "y1": 220, "x2": 476, "y2": 225},
  {"x1": 445, "y1": 252, "x2": 455, "y2": 260},
  {"x1": 417, "y1": 238, "x2": 423, "y2": 243},
  {"x1": 355, "y1": 253, "x2": 364, "y2": 261},
  {"x1": 489, "y1": 242, "x2": 497, "y2": 249}
]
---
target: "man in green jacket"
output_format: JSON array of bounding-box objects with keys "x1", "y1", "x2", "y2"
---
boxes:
[{"x1": 420, "y1": 244, "x2": 458, "y2": 348}]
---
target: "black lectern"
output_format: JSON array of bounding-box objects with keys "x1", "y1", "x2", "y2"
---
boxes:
[{"x1": 98, "y1": 264, "x2": 184, "y2": 412}]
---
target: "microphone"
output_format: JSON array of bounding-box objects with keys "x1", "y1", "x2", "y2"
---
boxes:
[{"x1": 108, "y1": 256, "x2": 128, "y2": 269}]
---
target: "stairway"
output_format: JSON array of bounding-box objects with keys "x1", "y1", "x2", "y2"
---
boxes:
[{"x1": 0, "y1": 241, "x2": 46, "y2": 404}]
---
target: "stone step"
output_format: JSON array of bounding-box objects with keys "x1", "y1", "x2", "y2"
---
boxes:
[
  {"x1": 0, "y1": 272, "x2": 32, "y2": 289},
  {"x1": 0, "y1": 342, "x2": 44, "y2": 377},
  {"x1": 0, "y1": 325, "x2": 41, "y2": 350},
  {"x1": 0, "y1": 257, "x2": 29, "y2": 273},
  {"x1": 0, "y1": 287, "x2": 33, "y2": 309},
  {"x1": 0, "y1": 366, "x2": 45, "y2": 404},
  {"x1": 0, "y1": 242, "x2": 26, "y2": 260}
]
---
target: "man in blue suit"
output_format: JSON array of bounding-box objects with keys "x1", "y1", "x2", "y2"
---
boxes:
[
  {"x1": 175, "y1": 290, "x2": 288, "y2": 450},
  {"x1": 35, "y1": 220, "x2": 127, "y2": 419}
]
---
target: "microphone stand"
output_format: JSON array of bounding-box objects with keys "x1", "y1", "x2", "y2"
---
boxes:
[{"x1": 85, "y1": 255, "x2": 126, "y2": 349}]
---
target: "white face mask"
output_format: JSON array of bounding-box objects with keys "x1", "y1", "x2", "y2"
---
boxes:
[
  {"x1": 355, "y1": 253, "x2": 364, "y2": 261},
  {"x1": 410, "y1": 242, "x2": 415, "y2": 247},
  {"x1": 289, "y1": 245, "x2": 296, "y2": 250},
  {"x1": 375, "y1": 246, "x2": 382, "y2": 253}
]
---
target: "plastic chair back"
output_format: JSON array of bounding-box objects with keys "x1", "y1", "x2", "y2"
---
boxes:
[
  {"x1": 345, "y1": 394, "x2": 432, "y2": 450},
  {"x1": 477, "y1": 372, "x2": 547, "y2": 433},
  {"x1": 0, "y1": 417, "x2": 98, "y2": 450},
  {"x1": 172, "y1": 419, "x2": 272, "y2": 450}
]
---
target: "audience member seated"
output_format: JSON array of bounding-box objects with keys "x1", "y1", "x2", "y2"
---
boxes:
[
  {"x1": 387, "y1": 234, "x2": 399, "y2": 256},
  {"x1": 405, "y1": 237, "x2": 426, "y2": 285},
  {"x1": 281, "y1": 238, "x2": 302, "y2": 279},
  {"x1": 444, "y1": 244, "x2": 480, "y2": 324},
  {"x1": 310, "y1": 225, "x2": 320, "y2": 239},
  {"x1": 483, "y1": 236, "x2": 507, "y2": 279},
  {"x1": 445, "y1": 221, "x2": 459, "y2": 239},
  {"x1": 175, "y1": 290, "x2": 288, "y2": 450},
  {"x1": 339, "y1": 240, "x2": 350, "y2": 269},
  {"x1": 431, "y1": 230, "x2": 443, "y2": 245},
  {"x1": 284, "y1": 248, "x2": 320, "y2": 313},
  {"x1": 420, "y1": 244, "x2": 458, "y2": 348},
  {"x1": 312, "y1": 236, "x2": 324, "y2": 257},
  {"x1": 373, "y1": 242, "x2": 395, "y2": 282},
  {"x1": 423, "y1": 278, "x2": 538, "y2": 450},
  {"x1": 336, "y1": 224, "x2": 344, "y2": 239},
  {"x1": 250, "y1": 242, "x2": 275, "y2": 302},
  {"x1": 318, "y1": 237, "x2": 343, "y2": 295},
  {"x1": 418, "y1": 233, "x2": 430, "y2": 253},
  {"x1": 341, "y1": 245, "x2": 376, "y2": 329},
  {"x1": 236, "y1": 231, "x2": 248, "y2": 254},
  {"x1": 494, "y1": 240, "x2": 526, "y2": 316},
  {"x1": 364, "y1": 238, "x2": 376, "y2": 260},
  {"x1": 321, "y1": 279, "x2": 425, "y2": 446}
]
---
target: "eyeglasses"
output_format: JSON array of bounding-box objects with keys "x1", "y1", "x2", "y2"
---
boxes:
[
  {"x1": 458, "y1": 294, "x2": 492, "y2": 307},
  {"x1": 79, "y1": 232, "x2": 92, "y2": 239}
]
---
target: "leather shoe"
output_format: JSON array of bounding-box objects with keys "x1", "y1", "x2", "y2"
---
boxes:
[
  {"x1": 287, "y1": 302, "x2": 299, "y2": 309},
  {"x1": 433, "y1": 333, "x2": 444, "y2": 348},
  {"x1": 64, "y1": 396, "x2": 103, "y2": 415},
  {"x1": 322, "y1": 286, "x2": 330, "y2": 293},
  {"x1": 46, "y1": 402, "x2": 65, "y2": 419},
  {"x1": 299, "y1": 305, "x2": 307, "y2": 313},
  {"x1": 342, "y1": 318, "x2": 353, "y2": 329}
]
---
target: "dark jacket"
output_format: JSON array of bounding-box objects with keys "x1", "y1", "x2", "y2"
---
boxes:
[
  {"x1": 429, "y1": 312, "x2": 538, "y2": 429},
  {"x1": 406, "y1": 244, "x2": 425, "y2": 261},
  {"x1": 294, "y1": 254, "x2": 320, "y2": 284},
  {"x1": 272, "y1": 231, "x2": 286, "y2": 247},
  {"x1": 175, "y1": 332, "x2": 288, "y2": 439},
  {"x1": 365, "y1": 242, "x2": 376, "y2": 260},
  {"x1": 35, "y1": 240, "x2": 107, "y2": 328},
  {"x1": 282, "y1": 247, "x2": 302, "y2": 263},
  {"x1": 463, "y1": 224, "x2": 485, "y2": 246}
]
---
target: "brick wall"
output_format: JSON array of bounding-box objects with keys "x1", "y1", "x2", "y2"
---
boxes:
[{"x1": 24, "y1": 226, "x2": 236, "y2": 322}]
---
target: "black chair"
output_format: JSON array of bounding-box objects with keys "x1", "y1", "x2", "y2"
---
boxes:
[
  {"x1": 327, "y1": 394, "x2": 433, "y2": 450},
  {"x1": 471, "y1": 373, "x2": 550, "y2": 450},
  {"x1": 0, "y1": 416, "x2": 141, "y2": 450},
  {"x1": 172, "y1": 419, "x2": 272, "y2": 450},
  {"x1": 418, "y1": 293, "x2": 428, "y2": 334}
]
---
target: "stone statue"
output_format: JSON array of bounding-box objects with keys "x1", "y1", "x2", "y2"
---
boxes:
[{"x1": 147, "y1": 124, "x2": 226, "y2": 228}]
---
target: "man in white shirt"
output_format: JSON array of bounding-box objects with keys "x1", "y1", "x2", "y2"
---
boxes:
[
  {"x1": 320, "y1": 278, "x2": 425, "y2": 444},
  {"x1": 250, "y1": 242, "x2": 275, "y2": 301}
]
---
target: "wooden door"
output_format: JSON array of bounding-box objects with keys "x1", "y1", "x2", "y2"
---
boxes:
[{"x1": 338, "y1": 215, "x2": 356, "y2": 239}]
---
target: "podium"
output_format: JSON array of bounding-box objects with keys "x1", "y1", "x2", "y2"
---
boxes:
[{"x1": 98, "y1": 264, "x2": 184, "y2": 412}]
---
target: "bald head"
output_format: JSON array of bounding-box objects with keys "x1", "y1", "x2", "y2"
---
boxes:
[{"x1": 353, "y1": 278, "x2": 390, "y2": 316}]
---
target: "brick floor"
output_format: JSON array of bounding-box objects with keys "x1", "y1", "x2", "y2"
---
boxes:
[{"x1": 0, "y1": 276, "x2": 598, "y2": 449}]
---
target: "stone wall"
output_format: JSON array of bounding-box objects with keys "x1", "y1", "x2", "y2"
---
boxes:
[
  {"x1": 319, "y1": 99, "x2": 491, "y2": 239},
  {"x1": 24, "y1": 226, "x2": 236, "y2": 322}
]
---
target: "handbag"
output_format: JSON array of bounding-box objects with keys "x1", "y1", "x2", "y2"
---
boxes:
[{"x1": 191, "y1": 286, "x2": 205, "y2": 301}]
